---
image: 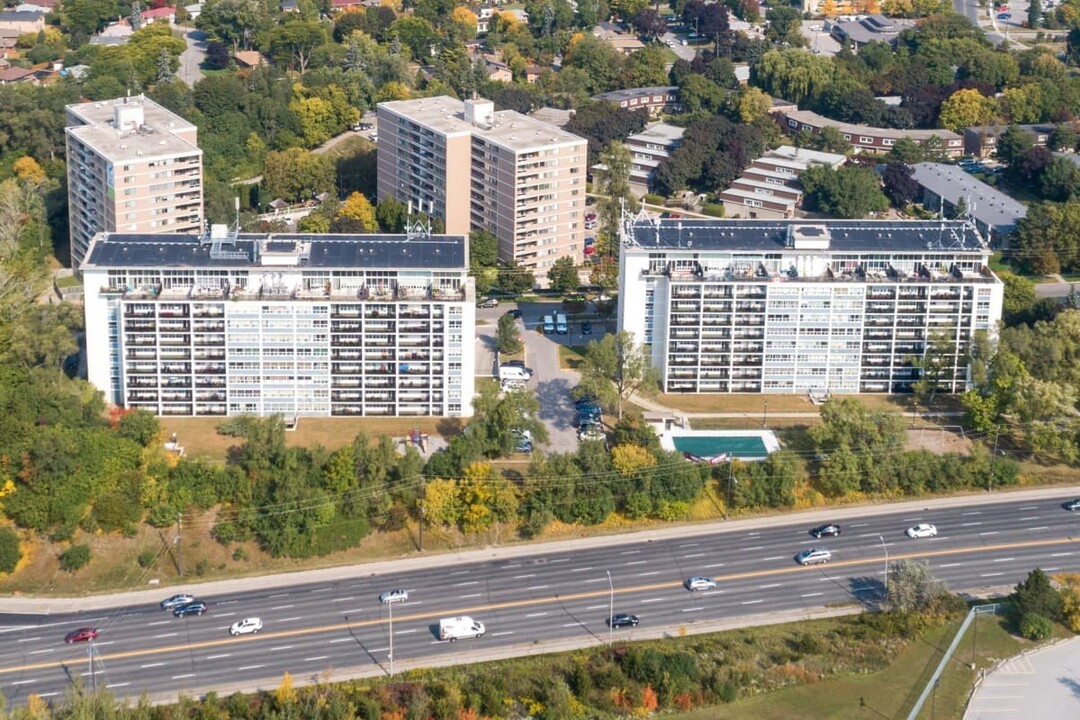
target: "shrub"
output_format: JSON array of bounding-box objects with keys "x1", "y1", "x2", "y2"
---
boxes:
[
  {"x1": 643, "y1": 193, "x2": 665, "y2": 206},
  {"x1": 1020, "y1": 612, "x2": 1053, "y2": 641},
  {"x1": 1012, "y1": 568, "x2": 1063, "y2": 621},
  {"x1": 0, "y1": 528, "x2": 21, "y2": 574},
  {"x1": 232, "y1": 546, "x2": 248, "y2": 561},
  {"x1": 59, "y1": 544, "x2": 91, "y2": 572},
  {"x1": 702, "y1": 203, "x2": 725, "y2": 217},
  {"x1": 194, "y1": 558, "x2": 210, "y2": 576},
  {"x1": 136, "y1": 548, "x2": 157, "y2": 569}
]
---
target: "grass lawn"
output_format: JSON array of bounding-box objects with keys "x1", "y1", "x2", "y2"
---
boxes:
[
  {"x1": 160, "y1": 416, "x2": 448, "y2": 460},
  {"x1": 558, "y1": 345, "x2": 588, "y2": 370},
  {"x1": 673, "y1": 608, "x2": 1060, "y2": 720},
  {"x1": 319, "y1": 134, "x2": 374, "y2": 162},
  {"x1": 649, "y1": 393, "x2": 962, "y2": 415}
]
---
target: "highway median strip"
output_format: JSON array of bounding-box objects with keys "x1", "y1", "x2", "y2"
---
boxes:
[{"x1": 1, "y1": 535, "x2": 1076, "y2": 678}]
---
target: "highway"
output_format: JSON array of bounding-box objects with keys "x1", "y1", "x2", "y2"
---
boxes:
[{"x1": 0, "y1": 493, "x2": 1078, "y2": 702}]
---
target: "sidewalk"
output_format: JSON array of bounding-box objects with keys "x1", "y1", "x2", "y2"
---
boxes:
[
  {"x1": 627, "y1": 391, "x2": 965, "y2": 420},
  {"x1": 0, "y1": 485, "x2": 1075, "y2": 614},
  {"x1": 965, "y1": 636, "x2": 1080, "y2": 719}
]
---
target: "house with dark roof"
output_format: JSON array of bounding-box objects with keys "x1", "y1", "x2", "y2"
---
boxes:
[
  {"x1": 962, "y1": 123, "x2": 1063, "y2": 158},
  {"x1": 592, "y1": 86, "x2": 681, "y2": 116},
  {"x1": 777, "y1": 108, "x2": 963, "y2": 158},
  {"x1": 0, "y1": 10, "x2": 45, "y2": 33},
  {"x1": 828, "y1": 14, "x2": 915, "y2": 49}
]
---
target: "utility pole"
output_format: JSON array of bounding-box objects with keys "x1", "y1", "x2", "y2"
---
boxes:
[
  {"x1": 725, "y1": 461, "x2": 735, "y2": 519},
  {"x1": 88, "y1": 642, "x2": 96, "y2": 694},
  {"x1": 388, "y1": 596, "x2": 394, "y2": 677},
  {"x1": 606, "y1": 570, "x2": 614, "y2": 647},
  {"x1": 418, "y1": 480, "x2": 425, "y2": 553},
  {"x1": 988, "y1": 425, "x2": 1001, "y2": 492},
  {"x1": 762, "y1": 400, "x2": 768, "y2": 429},
  {"x1": 175, "y1": 513, "x2": 183, "y2": 576},
  {"x1": 879, "y1": 535, "x2": 889, "y2": 600}
]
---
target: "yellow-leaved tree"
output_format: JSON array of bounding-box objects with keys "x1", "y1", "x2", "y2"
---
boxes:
[
  {"x1": 423, "y1": 478, "x2": 460, "y2": 527},
  {"x1": 611, "y1": 444, "x2": 657, "y2": 478},
  {"x1": 1054, "y1": 573, "x2": 1080, "y2": 632},
  {"x1": 333, "y1": 192, "x2": 378, "y2": 233}
]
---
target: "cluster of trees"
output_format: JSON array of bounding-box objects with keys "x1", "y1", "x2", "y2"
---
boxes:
[
  {"x1": 752, "y1": 15, "x2": 1080, "y2": 134},
  {"x1": 800, "y1": 164, "x2": 890, "y2": 218},
  {"x1": 993, "y1": 124, "x2": 1080, "y2": 203},
  {"x1": 652, "y1": 112, "x2": 772, "y2": 196},
  {"x1": 1011, "y1": 568, "x2": 1080, "y2": 640}
]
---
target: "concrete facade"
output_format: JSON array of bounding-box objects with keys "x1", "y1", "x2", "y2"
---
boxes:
[
  {"x1": 618, "y1": 218, "x2": 1002, "y2": 395},
  {"x1": 377, "y1": 97, "x2": 588, "y2": 275},
  {"x1": 81, "y1": 229, "x2": 475, "y2": 418},
  {"x1": 65, "y1": 95, "x2": 204, "y2": 269}
]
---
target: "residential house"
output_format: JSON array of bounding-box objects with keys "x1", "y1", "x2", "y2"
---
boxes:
[
  {"x1": 625, "y1": 122, "x2": 684, "y2": 192},
  {"x1": 908, "y1": 162, "x2": 1026, "y2": 245},
  {"x1": 0, "y1": 66, "x2": 35, "y2": 84},
  {"x1": 776, "y1": 108, "x2": 963, "y2": 157},
  {"x1": 140, "y1": 6, "x2": 176, "y2": 24},
  {"x1": 962, "y1": 123, "x2": 1060, "y2": 158},
  {"x1": 523, "y1": 64, "x2": 544, "y2": 83},
  {"x1": 718, "y1": 145, "x2": 847, "y2": 220},
  {"x1": 483, "y1": 58, "x2": 512, "y2": 83},
  {"x1": 233, "y1": 50, "x2": 266, "y2": 69},
  {"x1": 592, "y1": 86, "x2": 681, "y2": 116},
  {"x1": 593, "y1": 22, "x2": 644, "y2": 54},
  {"x1": 0, "y1": 10, "x2": 45, "y2": 33}
]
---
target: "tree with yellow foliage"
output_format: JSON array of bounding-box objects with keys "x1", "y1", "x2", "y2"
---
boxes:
[
  {"x1": 376, "y1": 80, "x2": 411, "y2": 102},
  {"x1": 13, "y1": 156, "x2": 46, "y2": 185},
  {"x1": 611, "y1": 444, "x2": 657, "y2": 478},
  {"x1": 423, "y1": 478, "x2": 460, "y2": 527},
  {"x1": 1054, "y1": 573, "x2": 1080, "y2": 632},
  {"x1": 448, "y1": 5, "x2": 478, "y2": 42},
  {"x1": 333, "y1": 192, "x2": 378, "y2": 233},
  {"x1": 821, "y1": 0, "x2": 839, "y2": 16},
  {"x1": 274, "y1": 672, "x2": 297, "y2": 706},
  {"x1": 458, "y1": 462, "x2": 519, "y2": 534}
]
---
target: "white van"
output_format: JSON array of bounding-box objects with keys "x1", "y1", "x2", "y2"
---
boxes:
[
  {"x1": 439, "y1": 616, "x2": 486, "y2": 642},
  {"x1": 498, "y1": 365, "x2": 533, "y2": 382},
  {"x1": 555, "y1": 313, "x2": 568, "y2": 335},
  {"x1": 542, "y1": 315, "x2": 555, "y2": 334}
]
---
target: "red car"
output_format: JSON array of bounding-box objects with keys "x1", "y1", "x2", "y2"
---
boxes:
[{"x1": 64, "y1": 628, "x2": 98, "y2": 643}]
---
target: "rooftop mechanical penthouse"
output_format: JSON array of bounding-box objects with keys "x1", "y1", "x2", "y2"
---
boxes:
[
  {"x1": 81, "y1": 225, "x2": 475, "y2": 418},
  {"x1": 617, "y1": 218, "x2": 1003, "y2": 395}
]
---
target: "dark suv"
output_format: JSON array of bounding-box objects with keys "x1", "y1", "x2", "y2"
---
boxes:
[
  {"x1": 810, "y1": 524, "x2": 841, "y2": 538},
  {"x1": 173, "y1": 601, "x2": 208, "y2": 618},
  {"x1": 608, "y1": 613, "x2": 639, "y2": 628}
]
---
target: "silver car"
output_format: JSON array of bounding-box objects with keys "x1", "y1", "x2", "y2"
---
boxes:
[
  {"x1": 796, "y1": 548, "x2": 832, "y2": 566},
  {"x1": 379, "y1": 589, "x2": 409, "y2": 604}
]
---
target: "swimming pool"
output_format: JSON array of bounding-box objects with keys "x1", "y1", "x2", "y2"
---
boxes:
[{"x1": 661, "y1": 429, "x2": 781, "y2": 462}]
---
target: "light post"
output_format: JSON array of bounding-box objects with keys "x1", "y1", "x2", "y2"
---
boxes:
[
  {"x1": 388, "y1": 597, "x2": 394, "y2": 677},
  {"x1": 606, "y1": 570, "x2": 614, "y2": 647},
  {"x1": 762, "y1": 401, "x2": 768, "y2": 429},
  {"x1": 879, "y1": 535, "x2": 889, "y2": 600},
  {"x1": 988, "y1": 425, "x2": 1002, "y2": 492}
]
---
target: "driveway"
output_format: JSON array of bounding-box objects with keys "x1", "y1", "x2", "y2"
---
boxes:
[
  {"x1": 965, "y1": 637, "x2": 1080, "y2": 719},
  {"x1": 801, "y1": 21, "x2": 841, "y2": 56},
  {"x1": 178, "y1": 28, "x2": 206, "y2": 86},
  {"x1": 661, "y1": 32, "x2": 697, "y2": 62}
]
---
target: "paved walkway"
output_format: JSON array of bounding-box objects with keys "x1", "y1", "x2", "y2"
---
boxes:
[
  {"x1": 627, "y1": 391, "x2": 965, "y2": 420},
  {"x1": 965, "y1": 636, "x2": 1080, "y2": 719}
]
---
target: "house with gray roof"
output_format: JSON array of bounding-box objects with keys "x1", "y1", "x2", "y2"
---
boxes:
[{"x1": 909, "y1": 162, "x2": 1026, "y2": 246}]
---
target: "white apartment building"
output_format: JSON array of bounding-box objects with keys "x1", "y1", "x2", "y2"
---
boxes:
[
  {"x1": 618, "y1": 218, "x2": 1003, "y2": 395},
  {"x1": 65, "y1": 95, "x2": 203, "y2": 269},
  {"x1": 81, "y1": 227, "x2": 475, "y2": 418},
  {"x1": 377, "y1": 97, "x2": 587, "y2": 275},
  {"x1": 624, "y1": 122, "x2": 684, "y2": 192}
]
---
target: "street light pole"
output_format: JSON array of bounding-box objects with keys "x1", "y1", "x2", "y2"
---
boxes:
[
  {"x1": 389, "y1": 597, "x2": 394, "y2": 677},
  {"x1": 606, "y1": 570, "x2": 614, "y2": 647},
  {"x1": 988, "y1": 425, "x2": 1001, "y2": 492},
  {"x1": 879, "y1": 535, "x2": 889, "y2": 599},
  {"x1": 762, "y1": 400, "x2": 768, "y2": 429}
]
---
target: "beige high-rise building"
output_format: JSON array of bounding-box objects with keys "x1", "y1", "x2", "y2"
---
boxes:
[
  {"x1": 377, "y1": 97, "x2": 588, "y2": 276},
  {"x1": 66, "y1": 95, "x2": 203, "y2": 269}
]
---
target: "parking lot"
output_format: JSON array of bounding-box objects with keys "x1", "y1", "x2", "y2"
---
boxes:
[{"x1": 476, "y1": 301, "x2": 614, "y2": 455}]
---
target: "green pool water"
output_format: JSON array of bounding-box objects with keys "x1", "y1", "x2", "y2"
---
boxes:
[{"x1": 672, "y1": 435, "x2": 769, "y2": 459}]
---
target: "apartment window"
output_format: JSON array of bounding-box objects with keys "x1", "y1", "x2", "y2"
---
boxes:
[
  {"x1": 859, "y1": 136, "x2": 874, "y2": 144},
  {"x1": 882, "y1": 139, "x2": 895, "y2": 146}
]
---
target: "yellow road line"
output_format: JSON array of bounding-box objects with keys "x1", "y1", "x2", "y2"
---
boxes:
[{"x1": 1, "y1": 535, "x2": 1074, "y2": 677}]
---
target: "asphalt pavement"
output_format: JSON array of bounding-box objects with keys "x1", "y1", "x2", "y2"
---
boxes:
[
  {"x1": 177, "y1": 28, "x2": 206, "y2": 87},
  {"x1": 1, "y1": 488, "x2": 1079, "y2": 703},
  {"x1": 966, "y1": 636, "x2": 1080, "y2": 719}
]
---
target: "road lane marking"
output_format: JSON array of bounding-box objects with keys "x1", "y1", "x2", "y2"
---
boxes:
[
  {"x1": 28, "y1": 650, "x2": 52, "y2": 655},
  {"x1": 512, "y1": 574, "x2": 535, "y2": 579},
  {"x1": 1052, "y1": 552, "x2": 1075, "y2": 557},
  {"x1": 801, "y1": 592, "x2": 823, "y2": 598},
  {"x1": 15, "y1": 638, "x2": 40, "y2": 643},
  {"x1": 961, "y1": 522, "x2": 983, "y2": 527},
  {"x1": 850, "y1": 523, "x2": 868, "y2": 528},
  {"x1": 454, "y1": 581, "x2": 479, "y2": 587},
  {"x1": 106, "y1": 683, "x2": 129, "y2": 689},
  {"x1": 743, "y1": 546, "x2": 764, "y2": 551},
  {"x1": 304, "y1": 656, "x2": 328, "y2": 662},
  {"x1": 491, "y1": 631, "x2": 514, "y2": 637},
  {"x1": 762, "y1": 556, "x2": 785, "y2": 562},
  {"x1": 311, "y1": 588, "x2": 332, "y2": 593},
  {"x1": 681, "y1": 607, "x2": 704, "y2": 613},
  {"x1": 526, "y1": 585, "x2": 550, "y2": 591},
  {"x1": 172, "y1": 674, "x2": 195, "y2": 680},
  {"x1": 981, "y1": 573, "x2": 1004, "y2": 577},
  {"x1": 270, "y1": 646, "x2": 294, "y2": 652},
  {"x1": 586, "y1": 605, "x2": 607, "y2": 610},
  {"x1": 562, "y1": 622, "x2": 582, "y2": 628},
  {"x1": 759, "y1": 583, "x2": 782, "y2": 589},
  {"x1": 1019, "y1": 506, "x2": 1039, "y2": 510},
  {"x1": 11, "y1": 680, "x2": 35, "y2": 685},
  {"x1": 639, "y1": 598, "x2": 663, "y2": 604},
  {"x1": 237, "y1": 665, "x2": 264, "y2": 671},
  {"x1": 278, "y1": 617, "x2": 303, "y2": 622},
  {"x1": 979, "y1": 532, "x2": 1000, "y2": 537},
  {"x1": 678, "y1": 542, "x2": 700, "y2": 548},
  {"x1": 450, "y1": 570, "x2": 470, "y2": 576},
  {"x1": 153, "y1": 633, "x2": 178, "y2": 639},
  {"x1": 147, "y1": 621, "x2": 170, "y2": 627},
  {"x1": 270, "y1": 605, "x2": 294, "y2": 610},
  {"x1": 140, "y1": 662, "x2": 166, "y2": 668},
  {"x1": 330, "y1": 597, "x2": 356, "y2": 603},
  {"x1": 992, "y1": 558, "x2": 1016, "y2": 562},
  {"x1": 3, "y1": 536, "x2": 1075, "y2": 677},
  {"x1": 394, "y1": 629, "x2": 417, "y2": 635},
  {"x1": 703, "y1": 563, "x2": 726, "y2": 568},
  {"x1": 684, "y1": 553, "x2": 705, "y2": 558},
  {"x1": 939, "y1": 563, "x2": 963, "y2": 568},
  {"x1": 637, "y1": 572, "x2": 660, "y2": 577},
  {"x1": 962, "y1": 511, "x2": 982, "y2": 516},
  {"x1": 625, "y1": 561, "x2": 647, "y2": 566},
  {"x1": 218, "y1": 600, "x2": 237, "y2": 605},
  {"x1": 1019, "y1": 517, "x2": 1041, "y2": 521},
  {"x1": 206, "y1": 653, "x2": 231, "y2": 660},
  {"x1": 549, "y1": 559, "x2": 570, "y2": 564},
  {"x1": 525, "y1": 612, "x2": 548, "y2": 618},
  {"x1": 570, "y1": 567, "x2": 594, "y2": 573},
  {"x1": 500, "y1": 564, "x2": 522, "y2": 569},
  {"x1": 584, "y1": 578, "x2": 606, "y2": 583},
  {"x1": 268, "y1": 594, "x2": 290, "y2": 599},
  {"x1": 214, "y1": 612, "x2": 235, "y2": 618},
  {"x1": 328, "y1": 638, "x2": 352, "y2": 644},
  {"x1": 339, "y1": 609, "x2": 364, "y2": 615},
  {"x1": 459, "y1": 593, "x2": 482, "y2": 599},
  {"x1": 620, "y1": 550, "x2": 640, "y2": 555},
  {"x1": 1026, "y1": 527, "x2": 1050, "y2": 532},
  {"x1": 742, "y1": 600, "x2": 764, "y2": 605}
]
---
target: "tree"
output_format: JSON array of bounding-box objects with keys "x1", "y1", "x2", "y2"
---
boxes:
[
  {"x1": 470, "y1": 229, "x2": 498, "y2": 269},
  {"x1": 117, "y1": 409, "x2": 161, "y2": 447},
  {"x1": 1055, "y1": 573, "x2": 1080, "y2": 632},
  {"x1": 1028, "y1": 0, "x2": 1042, "y2": 29},
  {"x1": 751, "y1": 49, "x2": 835, "y2": 106},
  {"x1": 1012, "y1": 568, "x2": 1063, "y2": 620},
  {"x1": 810, "y1": 397, "x2": 908, "y2": 457},
  {"x1": 1012, "y1": 199, "x2": 1080, "y2": 274},
  {"x1": 765, "y1": 6, "x2": 803, "y2": 46},
  {"x1": 1048, "y1": 124, "x2": 1077, "y2": 153},
  {"x1": 882, "y1": 163, "x2": 921, "y2": 207},
  {"x1": 938, "y1": 89, "x2": 997, "y2": 132},
  {"x1": 497, "y1": 261, "x2": 535, "y2": 294},
  {"x1": 632, "y1": 8, "x2": 666, "y2": 37},
  {"x1": 577, "y1": 331, "x2": 658, "y2": 419},
  {"x1": 997, "y1": 270, "x2": 1036, "y2": 325},
  {"x1": 0, "y1": 528, "x2": 21, "y2": 574},
  {"x1": 563, "y1": 33, "x2": 625, "y2": 93},
  {"x1": 885, "y1": 559, "x2": 947, "y2": 613},
  {"x1": 597, "y1": 141, "x2": 633, "y2": 248},
  {"x1": 376, "y1": 196, "x2": 406, "y2": 232},
  {"x1": 886, "y1": 137, "x2": 926, "y2": 164},
  {"x1": 261, "y1": 148, "x2": 335, "y2": 203},
  {"x1": 1039, "y1": 156, "x2": 1080, "y2": 201},
  {"x1": 995, "y1": 125, "x2": 1035, "y2": 165},
  {"x1": 332, "y1": 191, "x2": 377, "y2": 232},
  {"x1": 59, "y1": 544, "x2": 91, "y2": 572},
  {"x1": 800, "y1": 165, "x2": 889, "y2": 218},
  {"x1": 496, "y1": 313, "x2": 522, "y2": 355},
  {"x1": 547, "y1": 256, "x2": 580, "y2": 294}
]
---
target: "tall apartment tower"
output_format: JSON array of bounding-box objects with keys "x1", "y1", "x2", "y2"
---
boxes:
[
  {"x1": 377, "y1": 96, "x2": 587, "y2": 276},
  {"x1": 65, "y1": 95, "x2": 203, "y2": 269}
]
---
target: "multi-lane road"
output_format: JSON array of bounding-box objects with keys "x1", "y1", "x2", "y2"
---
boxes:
[{"x1": 1, "y1": 493, "x2": 1079, "y2": 703}]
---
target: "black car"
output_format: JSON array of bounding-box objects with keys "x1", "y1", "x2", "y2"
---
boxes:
[
  {"x1": 810, "y1": 523, "x2": 842, "y2": 538},
  {"x1": 581, "y1": 321, "x2": 593, "y2": 335},
  {"x1": 506, "y1": 309, "x2": 522, "y2": 320},
  {"x1": 173, "y1": 601, "x2": 208, "y2": 618},
  {"x1": 1064, "y1": 498, "x2": 1080, "y2": 512},
  {"x1": 608, "y1": 613, "x2": 639, "y2": 628}
]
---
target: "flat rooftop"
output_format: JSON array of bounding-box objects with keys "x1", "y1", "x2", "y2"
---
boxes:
[
  {"x1": 628, "y1": 122, "x2": 685, "y2": 144},
  {"x1": 379, "y1": 96, "x2": 585, "y2": 152},
  {"x1": 783, "y1": 109, "x2": 961, "y2": 143},
  {"x1": 593, "y1": 86, "x2": 678, "y2": 103},
  {"x1": 66, "y1": 96, "x2": 200, "y2": 162},
  {"x1": 83, "y1": 232, "x2": 468, "y2": 270},
  {"x1": 910, "y1": 163, "x2": 1027, "y2": 229},
  {"x1": 623, "y1": 219, "x2": 988, "y2": 255}
]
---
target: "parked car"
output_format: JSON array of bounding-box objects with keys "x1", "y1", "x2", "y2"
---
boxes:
[
  {"x1": 795, "y1": 548, "x2": 832, "y2": 566},
  {"x1": 684, "y1": 576, "x2": 717, "y2": 591},
  {"x1": 584, "y1": 220, "x2": 598, "y2": 230},
  {"x1": 379, "y1": 589, "x2": 409, "y2": 604},
  {"x1": 478, "y1": 297, "x2": 499, "y2": 309},
  {"x1": 810, "y1": 523, "x2": 842, "y2": 538},
  {"x1": 173, "y1": 601, "x2": 208, "y2": 618},
  {"x1": 578, "y1": 424, "x2": 606, "y2": 442},
  {"x1": 996, "y1": 12, "x2": 1011, "y2": 18},
  {"x1": 1063, "y1": 498, "x2": 1080, "y2": 511},
  {"x1": 64, "y1": 628, "x2": 98, "y2": 643},
  {"x1": 906, "y1": 523, "x2": 938, "y2": 539},
  {"x1": 160, "y1": 593, "x2": 194, "y2": 610},
  {"x1": 584, "y1": 212, "x2": 597, "y2": 222},
  {"x1": 229, "y1": 618, "x2": 263, "y2": 636},
  {"x1": 514, "y1": 429, "x2": 534, "y2": 453},
  {"x1": 581, "y1": 321, "x2": 593, "y2": 335},
  {"x1": 506, "y1": 308, "x2": 522, "y2": 319},
  {"x1": 608, "y1": 613, "x2": 639, "y2": 628}
]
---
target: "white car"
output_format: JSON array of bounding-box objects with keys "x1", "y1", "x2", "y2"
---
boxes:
[
  {"x1": 906, "y1": 523, "x2": 938, "y2": 539},
  {"x1": 685, "y1": 576, "x2": 717, "y2": 591},
  {"x1": 229, "y1": 617, "x2": 263, "y2": 636},
  {"x1": 379, "y1": 589, "x2": 409, "y2": 604}
]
